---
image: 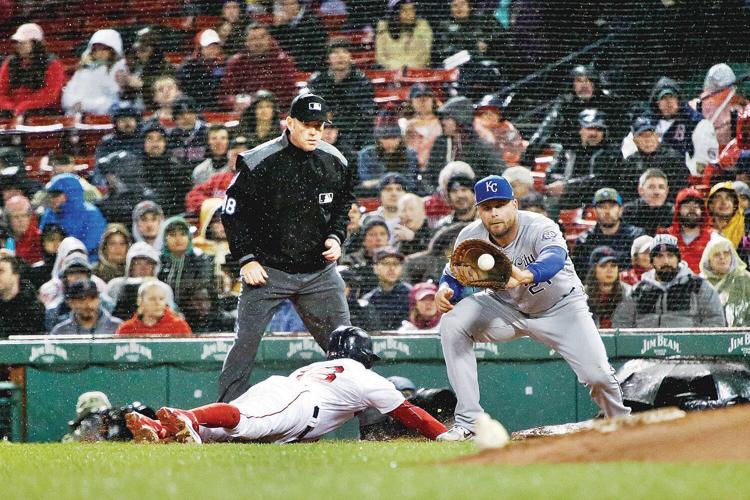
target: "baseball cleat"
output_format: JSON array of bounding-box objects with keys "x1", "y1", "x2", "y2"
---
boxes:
[
  {"x1": 436, "y1": 425, "x2": 475, "y2": 442},
  {"x1": 126, "y1": 411, "x2": 166, "y2": 443},
  {"x1": 156, "y1": 407, "x2": 202, "y2": 444}
]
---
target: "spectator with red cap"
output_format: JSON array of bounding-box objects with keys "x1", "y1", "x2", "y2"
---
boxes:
[
  {"x1": 4, "y1": 195, "x2": 42, "y2": 265},
  {"x1": 399, "y1": 281, "x2": 442, "y2": 332},
  {"x1": 667, "y1": 187, "x2": 712, "y2": 274},
  {"x1": 0, "y1": 23, "x2": 66, "y2": 117}
]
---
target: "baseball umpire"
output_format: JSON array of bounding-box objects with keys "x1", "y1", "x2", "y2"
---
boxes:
[
  {"x1": 218, "y1": 93, "x2": 355, "y2": 402},
  {"x1": 435, "y1": 175, "x2": 631, "y2": 441}
]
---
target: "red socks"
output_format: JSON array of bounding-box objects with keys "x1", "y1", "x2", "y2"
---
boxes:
[{"x1": 190, "y1": 403, "x2": 241, "y2": 428}]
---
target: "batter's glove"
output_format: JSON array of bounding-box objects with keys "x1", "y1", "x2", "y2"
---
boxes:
[{"x1": 449, "y1": 239, "x2": 512, "y2": 289}]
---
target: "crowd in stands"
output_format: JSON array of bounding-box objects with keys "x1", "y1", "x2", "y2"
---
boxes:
[{"x1": 0, "y1": 0, "x2": 749, "y2": 338}]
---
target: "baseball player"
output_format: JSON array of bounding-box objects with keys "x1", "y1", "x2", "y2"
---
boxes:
[
  {"x1": 219, "y1": 93, "x2": 355, "y2": 403},
  {"x1": 435, "y1": 175, "x2": 630, "y2": 441},
  {"x1": 125, "y1": 327, "x2": 448, "y2": 443}
]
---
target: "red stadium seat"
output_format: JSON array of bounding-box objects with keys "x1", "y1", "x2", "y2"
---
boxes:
[
  {"x1": 374, "y1": 86, "x2": 410, "y2": 106},
  {"x1": 319, "y1": 14, "x2": 348, "y2": 33},
  {"x1": 397, "y1": 67, "x2": 459, "y2": 84},
  {"x1": 357, "y1": 197, "x2": 381, "y2": 213},
  {"x1": 201, "y1": 111, "x2": 240, "y2": 125},
  {"x1": 81, "y1": 114, "x2": 113, "y2": 126},
  {"x1": 364, "y1": 69, "x2": 400, "y2": 86},
  {"x1": 194, "y1": 16, "x2": 222, "y2": 31},
  {"x1": 164, "y1": 53, "x2": 184, "y2": 66}
]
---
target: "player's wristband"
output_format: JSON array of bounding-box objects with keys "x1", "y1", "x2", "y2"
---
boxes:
[{"x1": 439, "y1": 272, "x2": 464, "y2": 303}]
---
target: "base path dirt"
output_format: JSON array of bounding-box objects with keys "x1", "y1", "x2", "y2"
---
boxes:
[{"x1": 454, "y1": 405, "x2": 750, "y2": 464}]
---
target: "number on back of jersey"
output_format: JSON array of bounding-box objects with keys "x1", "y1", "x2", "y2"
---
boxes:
[{"x1": 222, "y1": 197, "x2": 236, "y2": 215}]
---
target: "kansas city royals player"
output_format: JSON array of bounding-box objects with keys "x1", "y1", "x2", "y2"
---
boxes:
[{"x1": 435, "y1": 175, "x2": 630, "y2": 441}]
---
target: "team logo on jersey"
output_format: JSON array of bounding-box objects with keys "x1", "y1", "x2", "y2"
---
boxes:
[
  {"x1": 29, "y1": 343, "x2": 69, "y2": 363},
  {"x1": 514, "y1": 254, "x2": 535, "y2": 268},
  {"x1": 319, "y1": 192, "x2": 333, "y2": 204},
  {"x1": 485, "y1": 181, "x2": 498, "y2": 192},
  {"x1": 309, "y1": 102, "x2": 322, "y2": 111},
  {"x1": 541, "y1": 230, "x2": 558, "y2": 240}
]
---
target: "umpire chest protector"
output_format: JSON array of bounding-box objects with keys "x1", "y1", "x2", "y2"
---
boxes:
[{"x1": 222, "y1": 131, "x2": 355, "y2": 273}]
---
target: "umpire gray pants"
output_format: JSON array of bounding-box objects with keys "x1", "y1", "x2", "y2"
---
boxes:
[
  {"x1": 440, "y1": 290, "x2": 630, "y2": 431},
  {"x1": 218, "y1": 263, "x2": 350, "y2": 402}
]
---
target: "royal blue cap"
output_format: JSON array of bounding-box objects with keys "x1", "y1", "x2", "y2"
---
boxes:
[{"x1": 474, "y1": 175, "x2": 514, "y2": 205}]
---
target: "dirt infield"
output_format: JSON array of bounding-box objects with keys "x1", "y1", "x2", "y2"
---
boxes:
[{"x1": 455, "y1": 405, "x2": 750, "y2": 464}]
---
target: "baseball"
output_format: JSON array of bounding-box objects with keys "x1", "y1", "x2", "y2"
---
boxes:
[{"x1": 477, "y1": 253, "x2": 495, "y2": 271}]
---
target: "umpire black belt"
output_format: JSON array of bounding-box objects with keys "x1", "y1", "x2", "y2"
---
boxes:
[{"x1": 296, "y1": 405, "x2": 320, "y2": 441}]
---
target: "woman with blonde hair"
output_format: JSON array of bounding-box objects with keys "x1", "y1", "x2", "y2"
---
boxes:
[
  {"x1": 62, "y1": 29, "x2": 127, "y2": 115},
  {"x1": 699, "y1": 235, "x2": 750, "y2": 326},
  {"x1": 375, "y1": 0, "x2": 432, "y2": 70}
]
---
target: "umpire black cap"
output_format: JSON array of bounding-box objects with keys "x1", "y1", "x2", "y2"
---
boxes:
[{"x1": 289, "y1": 93, "x2": 332, "y2": 124}]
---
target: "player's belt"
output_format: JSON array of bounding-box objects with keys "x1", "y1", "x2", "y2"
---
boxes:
[{"x1": 296, "y1": 405, "x2": 320, "y2": 441}]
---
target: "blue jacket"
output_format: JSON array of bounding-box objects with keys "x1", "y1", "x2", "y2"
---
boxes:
[{"x1": 39, "y1": 174, "x2": 107, "y2": 261}]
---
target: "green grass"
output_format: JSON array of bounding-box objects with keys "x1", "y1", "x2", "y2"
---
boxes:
[{"x1": 2, "y1": 441, "x2": 750, "y2": 500}]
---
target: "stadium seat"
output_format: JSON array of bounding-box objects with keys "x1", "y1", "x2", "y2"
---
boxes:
[
  {"x1": 80, "y1": 114, "x2": 113, "y2": 126},
  {"x1": 194, "y1": 16, "x2": 222, "y2": 32},
  {"x1": 201, "y1": 112, "x2": 241, "y2": 126},
  {"x1": 365, "y1": 69, "x2": 400, "y2": 86},
  {"x1": 397, "y1": 67, "x2": 459, "y2": 84},
  {"x1": 164, "y1": 53, "x2": 184, "y2": 66},
  {"x1": 357, "y1": 197, "x2": 380, "y2": 213},
  {"x1": 319, "y1": 14, "x2": 348, "y2": 33}
]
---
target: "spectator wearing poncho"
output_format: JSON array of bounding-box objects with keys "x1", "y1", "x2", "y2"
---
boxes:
[{"x1": 700, "y1": 235, "x2": 750, "y2": 327}]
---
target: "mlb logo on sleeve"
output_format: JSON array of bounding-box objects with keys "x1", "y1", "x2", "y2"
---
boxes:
[{"x1": 319, "y1": 193, "x2": 334, "y2": 204}]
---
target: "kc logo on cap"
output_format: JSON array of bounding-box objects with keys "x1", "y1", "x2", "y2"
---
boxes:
[{"x1": 474, "y1": 175, "x2": 514, "y2": 205}]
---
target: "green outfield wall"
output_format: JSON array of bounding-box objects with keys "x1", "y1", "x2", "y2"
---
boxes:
[{"x1": 1, "y1": 329, "x2": 749, "y2": 442}]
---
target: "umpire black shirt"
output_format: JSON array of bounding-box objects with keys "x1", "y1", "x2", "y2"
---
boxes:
[{"x1": 222, "y1": 131, "x2": 355, "y2": 274}]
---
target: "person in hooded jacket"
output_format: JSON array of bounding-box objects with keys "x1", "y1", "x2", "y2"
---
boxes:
[
  {"x1": 667, "y1": 187, "x2": 713, "y2": 274},
  {"x1": 158, "y1": 216, "x2": 215, "y2": 314},
  {"x1": 42, "y1": 251, "x2": 115, "y2": 331},
  {"x1": 625, "y1": 77, "x2": 704, "y2": 163},
  {"x1": 424, "y1": 96, "x2": 505, "y2": 195},
  {"x1": 131, "y1": 200, "x2": 164, "y2": 252},
  {"x1": 700, "y1": 235, "x2": 750, "y2": 327},
  {"x1": 92, "y1": 224, "x2": 131, "y2": 283},
  {"x1": 107, "y1": 241, "x2": 174, "y2": 321},
  {"x1": 39, "y1": 174, "x2": 107, "y2": 262},
  {"x1": 706, "y1": 181, "x2": 746, "y2": 250},
  {"x1": 612, "y1": 234, "x2": 725, "y2": 328},
  {"x1": 62, "y1": 29, "x2": 127, "y2": 115}
]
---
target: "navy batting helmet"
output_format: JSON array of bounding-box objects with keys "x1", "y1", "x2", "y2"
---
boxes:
[{"x1": 327, "y1": 326, "x2": 380, "y2": 369}]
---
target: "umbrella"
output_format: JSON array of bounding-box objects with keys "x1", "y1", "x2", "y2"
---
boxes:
[{"x1": 617, "y1": 358, "x2": 750, "y2": 411}]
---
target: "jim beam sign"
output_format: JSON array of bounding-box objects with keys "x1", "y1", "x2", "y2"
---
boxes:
[
  {"x1": 727, "y1": 333, "x2": 750, "y2": 355},
  {"x1": 287, "y1": 339, "x2": 325, "y2": 360},
  {"x1": 114, "y1": 341, "x2": 153, "y2": 362},
  {"x1": 29, "y1": 343, "x2": 69, "y2": 363},
  {"x1": 201, "y1": 341, "x2": 232, "y2": 361},
  {"x1": 372, "y1": 338, "x2": 411, "y2": 359},
  {"x1": 640, "y1": 334, "x2": 681, "y2": 356}
]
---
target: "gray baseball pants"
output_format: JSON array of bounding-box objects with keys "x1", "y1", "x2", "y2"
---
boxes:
[
  {"x1": 440, "y1": 290, "x2": 630, "y2": 431},
  {"x1": 218, "y1": 263, "x2": 350, "y2": 403}
]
